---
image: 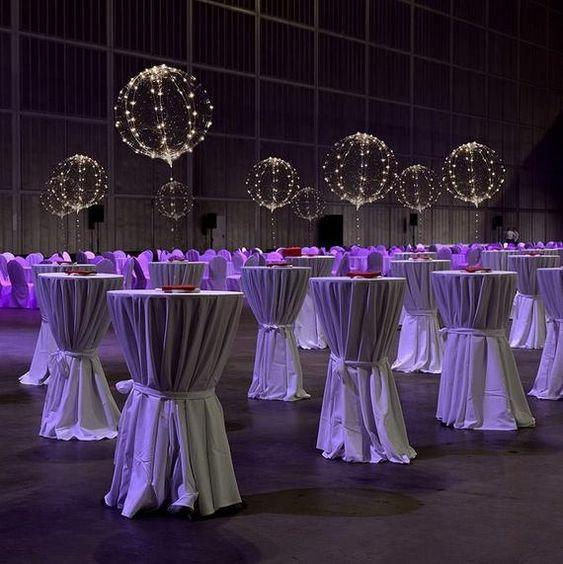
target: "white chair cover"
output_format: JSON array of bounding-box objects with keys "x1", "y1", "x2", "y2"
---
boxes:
[
  {"x1": 508, "y1": 254, "x2": 560, "y2": 349},
  {"x1": 391, "y1": 259, "x2": 450, "y2": 374},
  {"x1": 37, "y1": 273, "x2": 123, "y2": 440},
  {"x1": 286, "y1": 256, "x2": 335, "y2": 350},
  {"x1": 242, "y1": 266, "x2": 311, "y2": 401},
  {"x1": 432, "y1": 271, "x2": 535, "y2": 430},
  {"x1": 149, "y1": 261, "x2": 205, "y2": 289},
  {"x1": 105, "y1": 290, "x2": 243, "y2": 518},
  {"x1": 529, "y1": 268, "x2": 563, "y2": 400},
  {"x1": 310, "y1": 277, "x2": 415, "y2": 464}
]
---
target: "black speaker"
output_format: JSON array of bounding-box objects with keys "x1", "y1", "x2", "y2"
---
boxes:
[
  {"x1": 492, "y1": 215, "x2": 503, "y2": 229},
  {"x1": 409, "y1": 213, "x2": 418, "y2": 227},
  {"x1": 87, "y1": 204, "x2": 104, "y2": 229},
  {"x1": 318, "y1": 215, "x2": 343, "y2": 248},
  {"x1": 201, "y1": 212, "x2": 217, "y2": 233}
]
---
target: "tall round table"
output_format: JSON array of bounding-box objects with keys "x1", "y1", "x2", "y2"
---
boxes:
[
  {"x1": 310, "y1": 276, "x2": 416, "y2": 464},
  {"x1": 148, "y1": 261, "x2": 205, "y2": 289},
  {"x1": 37, "y1": 272, "x2": 123, "y2": 440},
  {"x1": 286, "y1": 256, "x2": 334, "y2": 349},
  {"x1": 481, "y1": 250, "x2": 517, "y2": 271},
  {"x1": 241, "y1": 266, "x2": 311, "y2": 401},
  {"x1": 432, "y1": 270, "x2": 535, "y2": 431},
  {"x1": 390, "y1": 259, "x2": 450, "y2": 374},
  {"x1": 529, "y1": 267, "x2": 563, "y2": 400},
  {"x1": 105, "y1": 289, "x2": 243, "y2": 518}
]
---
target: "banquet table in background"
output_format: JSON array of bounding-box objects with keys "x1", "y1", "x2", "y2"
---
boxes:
[
  {"x1": 432, "y1": 270, "x2": 535, "y2": 431},
  {"x1": 481, "y1": 249, "x2": 517, "y2": 271},
  {"x1": 20, "y1": 263, "x2": 97, "y2": 386},
  {"x1": 310, "y1": 276, "x2": 416, "y2": 464},
  {"x1": 286, "y1": 256, "x2": 335, "y2": 349},
  {"x1": 508, "y1": 254, "x2": 560, "y2": 349},
  {"x1": 242, "y1": 266, "x2": 311, "y2": 401},
  {"x1": 105, "y1": 289, "x2": 243, "y2": 519},
  {"x1": 529, "y1": 267, "x2": 563, "y2": 400},
  {"x1": 37, "y1": 272, "x2": 123, "y2": 440},
  {"x1": 390, "y1": 259, "x2": 450, "y2": 374},
  {"x1": 148, "y1": 261, "x2": 205, "y2": 289}
]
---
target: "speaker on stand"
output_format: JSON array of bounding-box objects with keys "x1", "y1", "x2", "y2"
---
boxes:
[
  {"x1": 201, "y1": 213, "x2": 217, "y2": 248},
  {"x1": 87, "y1": 204, "x2": 104, "y2": 254},
  {"x1": 317, "y1": 215, "x2": 343, "y2": 248},
  {"x1": 492, "y1": 215, "x2": 503, "y2": 243},
  {"x1": 409, "y1": 213, "x2": 418, "y2": 246}
]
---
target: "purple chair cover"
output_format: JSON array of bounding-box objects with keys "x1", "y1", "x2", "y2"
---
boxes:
[
  {"x1": 114, "y1": 250, "x2": 127, "y2": 259},
  {"x1": 466, "y1": 247, "x2": 481, "y2": 266},
  {"x1": 97, "y1": 258, "x2": 116, "y2": 274},
  {"x1": 76, "y1": 251, "x2": 89, "y2": 264},
  {"x1": 232, "y1": 252, "x2": 245, "y2": 274},
  {"x1": 121, "y1": 258, "x2": 135, "y2": 289},
  {"x1": 367, "y1": 251, "x2": 383, "y2": 272},
  {"x1": 7, "y1": 260, "x2": 35, "y2": 308},
  {"x1": 436, "y1": 247, "x2": 452, "y2": 261},
  {"x1": 131, "y1": 257, "x2": 147, "y2": 289},
  {"x1": 202, "y1": 256, "x2": 227, "y2": 290},
  {"x1": 185, "y1": 249, "x2": 200, "y2": 261},
  {"x1": 334, "y1": 253, "x2": 350, "y2": 276}
]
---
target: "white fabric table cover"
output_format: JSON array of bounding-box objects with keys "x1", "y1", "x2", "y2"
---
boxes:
[
  {"x1": 148, "y1": 261, "x2": 205, "y2": 289},
  {"x1": 286, "y1": 256, "x2": 335, "y2": 349},
  {"x1": 508, "y1": 254, "x2": 560, "y2": 349},
  {"x1": 391, "y1": 259, "x2": 450, "y2": 374},
  {"x1": 481, "y1": 250, "x2": 517, "y2": 271},
  {"x1": 310, "y1": 277, "x2": 416, "y2": 464},
  {"x1": 242, "y1": 266, "x2": 311, "y2": 401},
  {"x1": 20, "y1": 264, "x2": 96, "y2": 386},
  {"x1": 529, "y1": 268, "x2": 563, "y2": 400},
  {"x1": 432, "y1": 271, "x2": 535, "y2": 430},
  {"x1": 104, "y1": 290, "x2": 243, "y2": 518},
  {"x1": 37, "y1": 273, "x2": 123, "y2": 440}
]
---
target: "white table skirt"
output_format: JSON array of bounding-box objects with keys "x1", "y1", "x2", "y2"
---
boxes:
[
  {"x1": 37, "y1": 273, "x2": 123, "y2": 440},
  {"x1": 287, "y1": 256, "x2": 334, "y2": 350},
  {"x1": 432, "y1": 271, "x2": 535, "y2": 431},
  {"x1": 310, "y1": 277, "x2": 416, "y2": 464},
  {"x1": 481, "y1": 250, "x2": 517, "y2": 271},
  {"x1": 20, "y1": 264, "x2": 96, "y2": 386},
  {"x1": 508, "y1": 255, "x2": 560, "y2": 349},
  {"x1": 390, "y1": 259, "x2": 450, "y2": 374},
  {"x1": 529, "y1": 268, "x2": 563, "y2": 400},
  {"x1": 105, "y1": 290, "x2": 243, "y2": 518},
  {"x1": 242, "y1": 266, "x2": 311, "y2": 401},
  {"x1": 148, "y1": 261, "x2": 205, "y2": 289}
]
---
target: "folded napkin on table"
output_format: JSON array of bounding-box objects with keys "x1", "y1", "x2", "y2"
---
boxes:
[{"x1": 347, "y1": 271, "x2": 381, "y2": 279}]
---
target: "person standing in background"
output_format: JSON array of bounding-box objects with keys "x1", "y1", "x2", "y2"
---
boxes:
[{"x1": 505, "y1": 227, "x2": 520, "y2": 244}]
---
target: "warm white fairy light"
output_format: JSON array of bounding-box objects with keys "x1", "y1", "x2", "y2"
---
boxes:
[
  {"x1": 442, "y1": 142, "x2": 505, "y2": 207},
  {"x1": 291, "y1": 186, "x2": 326, "y2": 222},
  {"x1": 245, "y1": 157, "x2": 299, "y2": 212},
  {"x1": 396, "y1": 165, "x2": 441, "y2": 213},
  {"x1": 41, "y1": 175, "x2": 73, "y2": 218},
  {"x1": 322, "y1": 132, "x2": 397, "y2": 209},
  {"x1": 114, "y1": 64, "x2": 213, "y2": 168},
  {"x1": 155, "y1": 180, "x2": 193, "y2": 222}
]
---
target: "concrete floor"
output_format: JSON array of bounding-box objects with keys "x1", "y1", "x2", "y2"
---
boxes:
[{"x1": 0, "y1": 307, "x2": 562, "y2": 564}]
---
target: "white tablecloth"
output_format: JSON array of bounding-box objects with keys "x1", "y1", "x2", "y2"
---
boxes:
[
  {"x1": 390, "y1": 259, "x2": 450, "y2": 374},
  {"x1": 508, "y1": 254, "x2": 560, "y2": 349},
  {"x1": 481, "y1": 250, "x2": 517, "y2": 271},
  {"x1": 287, "y1": 256, "x2": 334, "y2": 349},
  {"x1": 242, "y1": 266, "x2": 311, "y2": 401},
  {"x1": 19, "y1": 264, "x2": 96, "y2": 386},
  {"x1": 432, "y1": 271, "x2": 535, "y2": 430},
  {"x1": 37, "y1": 273, "x2": 123, "y2": 440},
  {"x1": 105, "y1": 289, "x2": 243, "y2": 518},
  {"x1": 310, "y1": 277, "x2": 416, "y2": 464},
  {"x1": 529, "y1": 268, "x2": 563, "y2": 400},
  {"x1": 148, "y1": 261, "x2": 205, "y2": 289}
]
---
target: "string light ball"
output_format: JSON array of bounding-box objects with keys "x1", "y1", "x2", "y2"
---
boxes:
[
  {"x1": 115, "y1": 64, "x2": 213, "y2": 167},
  {"x1": 41, "y1": 175, "x2": 73, "y2": 218},
  {"x1": 291, "y1": 186, "x2": 326, "y2": 221},
  {"x1": 155, "y1": 181, "x2": 194, "y2": 221},
  {"x1": 323, "y1": 132, "x2": 397, "y2": 209},
  {"x1": 442, "y1": 142, "x2": 505, "y2": 207},
  {"x1": 49, "y1": 154, "x2": 107, "y2": 213},
  {"x1": 396, "y1": 165, "x2": 441, "y2": 213},
  {"x1": 246, "y1": 157, "x2": 299, "y2": 212}
]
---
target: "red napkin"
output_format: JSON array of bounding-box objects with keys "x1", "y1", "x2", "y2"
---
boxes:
[
  {"x1": 167, "y1": 257, "x2": 186, "y2": 262},
  {"x1": 347, "y1": 271, "x2": 381, "y2": 279},
  {"x1": 525, "y1": 252, "x2": 540, "y2": 257},
  {"x1": 66, "y1": 270, "x2": 96, "y2": 276},
  {"x1": 267, "y1": 261, "x2": 289, "y2": 267},
  {"x1": 162, "y1": 285, "x2": 198, "y2": 293},
  {"x1": 411, "y1": 254, "x2": 431, "y2": 260},
  {"x1": 463, "y1": 265, "x2": 491, "y2": 273},
  {"x1": 56, "y1": 260, "x2": 72, "y2": 265},
  {"x1": 280, "y1": 247, "x2": 301, "y2": 258}
]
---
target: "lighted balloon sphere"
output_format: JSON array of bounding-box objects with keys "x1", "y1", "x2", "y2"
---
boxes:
[
  {"x1": 291, "y1": 186, "x2": 326, "y2": 222},
  {"x1": 155, "y1": 180, "x2": 194, "y2": 222},
  {"x1": 246, "y1": 157, "x2": 299, "y2": 212},
  {"x1": 396, "y1": 165, "x2": 441, "y2": 213}
]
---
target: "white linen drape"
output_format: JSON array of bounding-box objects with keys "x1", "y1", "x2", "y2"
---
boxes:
[
  {"x1": 310, "y1": 277, "x2": 416, "y2": 464},
  {"x1": 432, "y1": 271, "x2": 535, "y2": 430},
  {"x1": 104, "y1": 290, "x2": 243, "y2": 518},
  {"x1": 242, "y1": 266, "x2": 311, "y2": 401},
  {"x1": 37, "y1": 273, "x2": 122, "y2": 440},
  {"x1": 148, "y1": 261, "x2": 205, "y2": 289}
]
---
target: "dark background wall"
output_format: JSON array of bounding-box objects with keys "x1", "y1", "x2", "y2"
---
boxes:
[{"x1": 0, "y1": 0, "x2": 562, "y2": 253}]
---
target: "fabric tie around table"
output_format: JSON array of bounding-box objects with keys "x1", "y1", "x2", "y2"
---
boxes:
[
  {"x1": 529, "y1": 268, "x2": 563, "y2": 400},
  {"x1": 311, "y1": 277, "x2": 416, "y2": 464},
  {"x1": 432, "y1": 270, "x2": 535, "y2": 431},
  {"x1": 104, "y1": 289, "x2": 243, "y2": 519},
  {"x1": 242, "y1": 266, "x2": 311, "y2": 401},
  {"x1": 37, "y1": 273, "x2": 123, "y2": 440}
]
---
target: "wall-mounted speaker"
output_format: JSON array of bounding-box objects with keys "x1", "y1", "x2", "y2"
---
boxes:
[
  {"x1": 409, "y1": 213, "x2": 418, "y2": 227},
  {"x1": 318, "y1": 215, "x2": 343, "y2": 248},
  {"x1": 87, "y1": 204, "x2": 104, "y2": 229}
]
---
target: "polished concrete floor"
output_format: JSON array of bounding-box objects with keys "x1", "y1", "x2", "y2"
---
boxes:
[{"x1": 0, "y1": 307, "x2": 562, "y2": 563}]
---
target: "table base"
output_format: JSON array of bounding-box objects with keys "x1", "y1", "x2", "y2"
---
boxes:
[
  {"x1": 529, "y1": 320, "x2": 563, "y2": 400},
  {"x1": 509, "y1": 293, "x2": 547, "y2": 349},
  {"x1": 19, "y1": 319, "x2": 56, "y2": 386}
]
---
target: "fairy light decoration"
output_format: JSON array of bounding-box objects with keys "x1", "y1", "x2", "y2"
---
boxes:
[
  {"x1": 442, "y1": 142, "x2": 505, "y2": 241},
  {"x1": 155, "y1": 181, "x2": 193, "y2": 245},
  {"x1": 291, "y1": 186, "x2": 326, "y2": 241},
  {"x1": 115, "y1": 64, "x2": 213, "y2": 177},
  {"x1": 41, "y1": 175, "x2": 74, "y2": 250},
  {"x1": 246, "y1": 157, "x2": 299, "y2": 247},
  {"x1": 396, "y1": 165, "x2": 441, "y2": 244},
  {"x1": 323, "y1": 132, "x2": 396, "y2": 243}
]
